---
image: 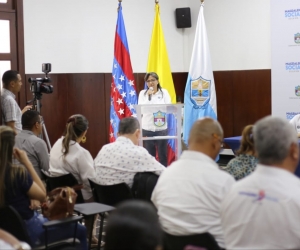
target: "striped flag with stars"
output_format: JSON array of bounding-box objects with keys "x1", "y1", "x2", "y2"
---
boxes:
[{"x1": 109, "y1": 2, "x2": 137, "y2": 142}]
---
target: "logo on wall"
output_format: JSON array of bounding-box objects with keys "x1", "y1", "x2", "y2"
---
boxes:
[
  {"x1": 295, "y1": 33, "x2": 300, "y2": 44},
  {"x1": 190, "y1": 76, "x2": 210, "y2": 107},
  {"x1": 286, "y1": 112, "x2": 300, "y2": 120},
  {"x1": 285, "y1": 9, "x2": 300, "y2": 19},
  {"x1": 295, "y1": 86, "x2": 300, "y2": 96},
  {"x1": 285, "y1": 62, "x2": 300, "y2": 72}
]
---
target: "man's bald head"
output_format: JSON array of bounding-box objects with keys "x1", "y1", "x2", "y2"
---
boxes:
[{"x1": 188, "y1": 118, "x2": 223, "y2": 145}]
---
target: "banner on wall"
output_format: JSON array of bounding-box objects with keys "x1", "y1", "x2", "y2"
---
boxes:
[
  {"x1": 109, "y1": 2, "x2": 138, "y2": 142},
  {"x1": 271, "y1": 1, "x2": 300, "y2": 120}
]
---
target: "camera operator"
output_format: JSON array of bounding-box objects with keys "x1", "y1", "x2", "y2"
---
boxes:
[{"x1": 1, "y1": 70, "x2": 32, "y2": 134}]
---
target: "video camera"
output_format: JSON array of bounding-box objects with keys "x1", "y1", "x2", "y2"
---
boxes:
[{"x1": 28, "y1": 63, "x2": 53, "y2": 98}]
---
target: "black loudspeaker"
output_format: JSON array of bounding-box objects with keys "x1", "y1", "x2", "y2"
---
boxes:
[{"x1": 175, "y1": 8, "x2": 191, "y2": 28}]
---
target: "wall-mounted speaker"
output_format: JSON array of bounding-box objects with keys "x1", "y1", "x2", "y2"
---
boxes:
[{"x1": 175, "y1": 8, "x2": 191, "y2": 29}]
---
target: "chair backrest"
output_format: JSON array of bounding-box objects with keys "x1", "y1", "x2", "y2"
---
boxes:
[
  {"x1": 163, "y1": 232, "x2": 221, "y2": 250},
  {"x1": 45, "y1": 173, "x2": 85, "y2": 204},
  {"x1": 131, "y1": 172, "x2": 159, "y2": 201},
  {"x1": 0, "y1": 206, "x2": 32, "y2": 246},
  {"x1": 88, "y1": 179, "x2": 133, "y2": 207}
]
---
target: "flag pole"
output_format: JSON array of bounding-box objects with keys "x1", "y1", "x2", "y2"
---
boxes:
[{"x1": 117, "y1": 0, "x2": 122, "y2": 11}]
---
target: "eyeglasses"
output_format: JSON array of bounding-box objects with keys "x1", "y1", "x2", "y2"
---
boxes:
[
  {"x1": 212, "y1": 133, "x2": 224, "y2": 147},
  {"x1": 146, "y1": 79, "x2": 156, "y2": 83}
]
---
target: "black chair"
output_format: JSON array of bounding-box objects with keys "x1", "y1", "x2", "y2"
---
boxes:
[
  {"x1": 0, "y1": 205, "x2": 83, "y2": 250},
  {"x1": 45, "y1": 173, "x2": 85, "y2": 204},
  {"x1": 131, "y1": 172, "x2": 159, "y2": 202},
  {"x1": 0, "y1": 205, "x2": 32, "y2": 246},
  {"x1": 163, "y1": 232, "x2": 222, "y2": 250},
  {"x1": 88, "y1": 179, "x2": 133, "y2": 207}
]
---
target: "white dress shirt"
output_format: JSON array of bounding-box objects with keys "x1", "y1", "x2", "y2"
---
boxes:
[
  {"x1": 289, "y1": 114, "x2": 300, "y2": 134},
  {"x1": 94, "y1": 136, "x2": 165, "y2": 187},
  {"x1": 221, "y1": 164, "x2": 300, "y2": 250},
  {"x1": 151, "y1": 150, "x2": 235, "y2": 248},
  {"x1": 138, "y1": 88, "x2": 171, "y2": 131},
  {"x1": 49, "y1": 137, "x2": 96, "y2": 200}
]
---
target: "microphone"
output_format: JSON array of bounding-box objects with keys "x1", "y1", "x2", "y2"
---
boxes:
[{"x1": 148, "y1": 87, "x2": 153, "y2": 101}]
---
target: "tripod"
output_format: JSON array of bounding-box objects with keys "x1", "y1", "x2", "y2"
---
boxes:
[{"x1": 27, "y1": 95, "x2": 51, "y2": 153}]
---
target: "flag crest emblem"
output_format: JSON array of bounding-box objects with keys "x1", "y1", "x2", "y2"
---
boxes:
[
  {"x1": 153, "y1": 111, "x2": 166, "y2": 127},
  {"x1": 191, "y1": 76, "x2": 211, "y2": 107}
]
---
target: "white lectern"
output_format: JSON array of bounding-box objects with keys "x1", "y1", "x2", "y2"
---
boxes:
[{"x1": 134, "y1": 104, "x2": 184, "y2": 162}]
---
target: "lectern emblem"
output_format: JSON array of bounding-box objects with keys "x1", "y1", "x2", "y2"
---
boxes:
[{"x1": 153, "y1": 111, "x2": 166, "y2": 127}]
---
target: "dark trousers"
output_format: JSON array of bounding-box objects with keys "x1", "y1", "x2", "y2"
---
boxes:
[
  {"x1": 163, "y1": 232, "x2": 222, "y2": 250},
  {"x1": 142, "y1": 129, "x2": 168, "y2": 167}
]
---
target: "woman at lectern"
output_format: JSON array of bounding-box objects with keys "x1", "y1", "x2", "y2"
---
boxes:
[
  {"x1": 222, "y1": 125, "x2": 258, "y2": 180},
  {"x1": 138, "y1": 72, "x2": 171, "y2": 167}
]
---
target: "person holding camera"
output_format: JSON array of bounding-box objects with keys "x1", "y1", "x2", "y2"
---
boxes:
[{"x1": 1, "y1": 70, "x2": 31, "y2": 134}]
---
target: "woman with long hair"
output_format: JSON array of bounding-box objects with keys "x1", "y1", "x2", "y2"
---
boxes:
[
  {"x1": 49, "y1": 114, "x2": 95, "y2": 201},
  {"x1": 0, "y1": 126, "x2": 87, "y2": 249},
  {"x1": 138, "y1": 72, "x2": 171, "y2": 167},
  {"x1": 222, "y1": 125, "x2": 258, "y2": 180},
  {"x1": 49, "y1": 114, "x2": 98, "y2": 245}
]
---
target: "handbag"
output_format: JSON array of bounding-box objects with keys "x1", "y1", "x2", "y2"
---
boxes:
[{"x1": 42, "y1": 186, "x2": 77, "y2": 220}]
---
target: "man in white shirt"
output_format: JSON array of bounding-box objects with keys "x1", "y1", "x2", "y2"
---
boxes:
[
  {"x1": 151, "y1": 118, "x2": 235, "y2": 249},
  {"x1": 94, "y1": 117, "x2": 165, "y2": 187},
  {"x1": 221, "y1": 116, "x2": 300, "y2": 250}
]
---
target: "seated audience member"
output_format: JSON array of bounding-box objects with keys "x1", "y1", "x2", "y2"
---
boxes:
[
  {"x1": 94, "y1": 117, "x2": 165, "y2": 188},
  {"x1": 105, "y1": 200, "x2": 163, "y2": 250},
  {"x1": 221, "y1": 125, "x2": 258, "y2": 180},
  {"x1": 0, "y1": 126, "x2": 87, "y2": 249},
  {"x1": 151, "y1": 118, "x2": 235, "y2": 249},
  {"x1": 15, "y1": 110, "x2": 49, "y2": 179},
  {"x1": 49, "y1": 114, "x2": 95, "y2": 202},
  {"x1": 49, "y1": 114, "x2": 98, "y2": 245},
  {"x1": 289, "y1": 113, "x2": 300, "y2": 137},
  {"x1": 221, "y1": 116, "x2": 300, "y2": 250}
]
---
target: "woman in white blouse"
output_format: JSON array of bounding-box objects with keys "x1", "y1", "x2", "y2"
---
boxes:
[
  {"x1": 49, "y1": 114, "x2": 98, "y2": 245},
  {"x1": 138, "y1": 72, "x2": 171, "y2": 167},
  {"x1": 49, "y1": 114, "x2": 95, "y2": 201}
]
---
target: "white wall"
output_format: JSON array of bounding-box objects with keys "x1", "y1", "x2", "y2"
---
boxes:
[{"x1": 23, "y1": 0, "x2": 271, "y2": 74}]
